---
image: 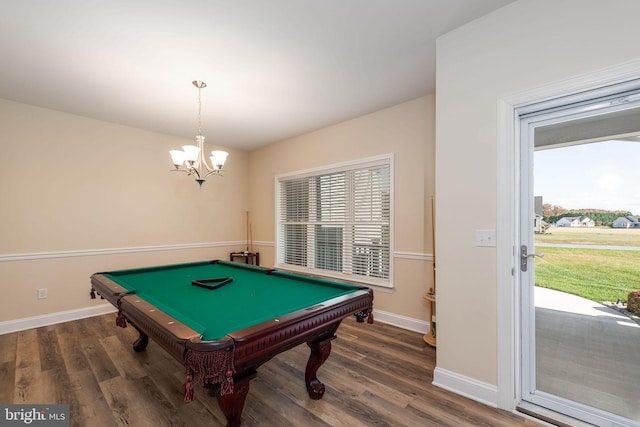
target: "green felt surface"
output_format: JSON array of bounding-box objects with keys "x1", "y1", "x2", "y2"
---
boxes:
[{"x1": 104, "y1": 261, "x2": 360, "y2": 340}]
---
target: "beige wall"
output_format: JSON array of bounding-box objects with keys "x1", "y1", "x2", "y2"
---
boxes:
[
  {"x1": 248, "y1": 95, "x2": 435, "y2": 322},
  {"x1": 435, "y1": 0, "x2": 640, "y2": 394},
  {"x1": 0, "y1": 99, "x2": 250, "y2": 322}
]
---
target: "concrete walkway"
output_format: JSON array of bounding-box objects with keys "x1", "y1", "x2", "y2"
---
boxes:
[
  {"x1": 536, "y1": 242, "x2": 640, "y2": 251},
  {"x1": 535, "y1": 287, "x2": 640, "y2": 422}
]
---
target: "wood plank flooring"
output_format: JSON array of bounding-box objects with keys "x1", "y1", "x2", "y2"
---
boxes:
[{"x1": 1, "y1": 314, "x2": 540, "y2": 426}]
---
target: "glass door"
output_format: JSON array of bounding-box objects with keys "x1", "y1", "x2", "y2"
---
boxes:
[{"x1": 519, "y1": 93, "x2": 640, "y2": 427}]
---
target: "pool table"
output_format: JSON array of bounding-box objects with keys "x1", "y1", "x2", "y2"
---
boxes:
[{"x1": 90, "y1": 260, "x2": 373, "y2": 427}]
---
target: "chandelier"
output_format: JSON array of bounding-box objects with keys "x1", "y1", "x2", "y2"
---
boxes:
[{"x1": 169, "y1": 80, "x2": 228, "y2": 187}]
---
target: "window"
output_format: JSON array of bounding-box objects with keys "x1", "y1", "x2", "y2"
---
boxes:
[{"x1": 276, "y1": 155, "x2": 392, "y2": 287}]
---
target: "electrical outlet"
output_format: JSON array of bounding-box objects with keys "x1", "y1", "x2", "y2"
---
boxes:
[
  {"x1": 476, "y1": 229, "x2": 496, "y2": 247},
  {"x1": 38, "y1": 288, "x2": 48, "y2": 299}
]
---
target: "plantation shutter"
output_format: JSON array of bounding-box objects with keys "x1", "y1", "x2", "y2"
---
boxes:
[{"x1": 277, "y1": 156, "x2": 391, "y2": 287}]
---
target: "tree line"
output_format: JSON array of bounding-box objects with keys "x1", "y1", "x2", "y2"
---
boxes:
[{"x1": 542, "y1": 204, "x2": 632, "y2": 226}]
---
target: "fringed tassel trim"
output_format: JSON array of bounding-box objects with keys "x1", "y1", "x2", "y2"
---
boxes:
[
  {"x1": 183, "y1": 374, "x2": 194, "y2": 402},
  {"x1": 113, "y1": 291, "x2": 137, "y2": 328},
  {"x1": 367, "y1": 309, "x2": 374, "y2": 324},
  {"x1": 183, "y1": 346, "x2": 235, "y2": 402},
  {"x1": 115, "y1": 299, "x2": 127, "y2": 328}
]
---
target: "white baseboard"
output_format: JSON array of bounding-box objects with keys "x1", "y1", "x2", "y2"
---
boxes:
[
  {"x1": 432, "y1": 366, "x2": 498, "y2": 408},
  {"x1": 372, "y1": 308, "x2": 429, "y2": 334},
  {"x1": 0, "y1": 304, "x2": 117, "y2": 335}
]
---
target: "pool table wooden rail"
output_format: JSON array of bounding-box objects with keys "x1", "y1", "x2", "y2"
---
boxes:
[{"x1": 90, "y1": 273, "x2": 214, "y2": 361}]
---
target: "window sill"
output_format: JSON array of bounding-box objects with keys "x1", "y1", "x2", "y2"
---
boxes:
[{"x1": 275, "y1": 264, "x2": 393, "y2": 291}]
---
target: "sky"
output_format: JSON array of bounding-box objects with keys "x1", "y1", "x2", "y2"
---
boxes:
[{"x1": 535, "y1": 140, "x2": 640, "y2": 215}]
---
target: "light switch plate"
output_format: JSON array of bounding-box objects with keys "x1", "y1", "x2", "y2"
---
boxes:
[{"x1": 476, "y1": 229, "x2": 496, "y2": 247}]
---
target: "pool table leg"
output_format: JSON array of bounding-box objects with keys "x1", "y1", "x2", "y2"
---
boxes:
[
  {"x1": 214, "y1": 370, "x2": 256, "y2": 427},
  {"x1": 305, "y1": 334, "x2": 336, "y2": 399},
  {"x1": 131, "y1": 326, "x2": 149, "y2": 352}
]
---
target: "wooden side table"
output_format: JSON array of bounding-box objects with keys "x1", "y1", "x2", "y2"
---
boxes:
[{"x1": 230, "y1": 252, "x2": 260, "y2": 266}]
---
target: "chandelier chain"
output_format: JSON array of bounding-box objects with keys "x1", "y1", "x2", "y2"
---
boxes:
[{"x1": 197, "y1": 85, "x2": 203, "y2": 137}]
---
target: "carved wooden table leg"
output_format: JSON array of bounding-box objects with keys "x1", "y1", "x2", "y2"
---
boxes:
[
  {"x1": 215, "y1": 371, "x2": 256, "y2": 427},
  {"x1": 131, "y1": 325, "x2": 149, "y2": 352},
  {"x1": 305, "y1": 335, "x2": 336, "y2": 399}
]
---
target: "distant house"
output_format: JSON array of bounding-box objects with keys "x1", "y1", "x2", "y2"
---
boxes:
[
  {"x1": 612, "y1": 215, "x2": 640, "y2": 228},
  {"x1": 555, "y1": 216, "x2": 595, "y2": 227},
  {"x1": 555, "y1": 217, "x2": 579, "y2": 227}
]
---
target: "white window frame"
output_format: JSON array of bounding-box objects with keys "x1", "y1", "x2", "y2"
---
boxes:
[{"x1": 275, "y1": 154, "x2": 394, "y2": 288}]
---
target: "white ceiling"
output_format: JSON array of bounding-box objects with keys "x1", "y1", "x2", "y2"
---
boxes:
[{"x1": 0, "y1": 0, "x2": 514, "y2": 150}]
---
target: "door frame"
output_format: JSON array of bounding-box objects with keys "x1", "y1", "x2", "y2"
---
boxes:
[{"x1": 496, "y1": 59, "x2": 640, "y2": 415}]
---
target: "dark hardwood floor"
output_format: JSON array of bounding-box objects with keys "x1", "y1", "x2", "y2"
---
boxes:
[{"x1": 1, "y1": 313, "x2": 539, "y2": 426}]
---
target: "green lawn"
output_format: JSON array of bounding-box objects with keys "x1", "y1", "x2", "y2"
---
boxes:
[{"x1": 534, "y1": 246, "x2": 640, "y2": 303}]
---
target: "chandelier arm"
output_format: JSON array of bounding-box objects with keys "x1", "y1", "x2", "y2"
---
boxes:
[
  {"x1": 188, "y1": 167, "x2": 201, "y2": 180},
  {"x1": 202, "y1": 169, "x2": 223, "y2": 180},
  {"x1": 199, "y1": 154, "x2": 214, "y2": 173}
]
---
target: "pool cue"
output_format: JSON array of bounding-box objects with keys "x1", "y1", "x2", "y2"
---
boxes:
[{"x1": 246, "y1": 211, "x2": 250, "y2": 252}]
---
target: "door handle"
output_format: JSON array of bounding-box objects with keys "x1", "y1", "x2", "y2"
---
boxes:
[{"x1": 520, "y1": 245, "x2": 543, "y2": 272}]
